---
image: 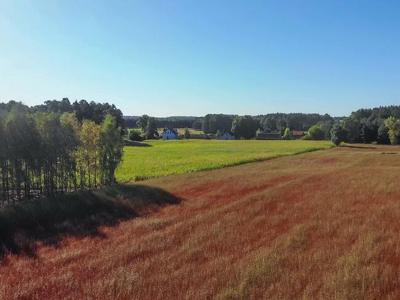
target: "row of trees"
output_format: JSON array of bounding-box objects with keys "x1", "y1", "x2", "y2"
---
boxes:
[{"x1": 0, "y1": 102, "x2": 123, "y2": 205}]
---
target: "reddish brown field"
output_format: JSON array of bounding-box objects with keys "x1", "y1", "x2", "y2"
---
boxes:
[{"x1": 1, "y1": 145, "x2": 400, "y2": 299}]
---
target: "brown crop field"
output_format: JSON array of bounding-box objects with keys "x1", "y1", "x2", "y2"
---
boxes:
[{"x1": 1, "y1": 144, "x2": 400, "y2": 299}]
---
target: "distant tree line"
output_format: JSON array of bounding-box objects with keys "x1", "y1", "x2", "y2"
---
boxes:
[
  {"x1": 124, "y1": 115, "x2": 201, "y2": 130},
  {"x1": 0, "y1": 101, "x2": 123, "y2": 205},
  {"x1": 126, "y1": 113, "x2": 336, "y2": 140},
  {"x1": 257, "y1": 113, "x2": 334, "y2": 132},
  {"x1": 125, "y1": 105, "x2": 400, "y2": 144},
  {"x1": 201, "y1": 113, "x2": 335, "y2": 139},
  {"x1": 201, "y1": 108, "x2": 400, "y2": 143},
  {"x1": 202, "y1": 114, "x2": 235, "y2": 134},
  {"x1": 328, "y1": 105, "x2": 400, "y2": 145}
]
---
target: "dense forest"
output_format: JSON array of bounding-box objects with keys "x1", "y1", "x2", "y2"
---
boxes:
[
  {"x1": 0, "y1": 100, "x2": 123, "y2": 206},
  {"x1": 339, "y1": 105, "x2": 400, "y2": 144}
]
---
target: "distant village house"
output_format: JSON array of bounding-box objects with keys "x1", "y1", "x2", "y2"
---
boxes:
[
  {"x1": 162, "y1": 128, "x2": 178, "y2": 140},
  {"x1": 256, "y1": 131, "x2": 282, "y2": 140},
  {"x1": 291, "y1": 130, "x2": 305, "y2": 139}
]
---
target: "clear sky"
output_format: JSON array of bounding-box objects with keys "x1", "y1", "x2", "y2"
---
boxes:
[{"x1": 1, "y1": 1, "x2": 399, "y2": 117}]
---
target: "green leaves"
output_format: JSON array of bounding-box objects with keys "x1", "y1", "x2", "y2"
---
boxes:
[
  {"x1": 0, "y1": 109, "x2": 123, "y2": 204},
  {"x1": 384, "y1": 116, "x2": 400, "y2": 145}
]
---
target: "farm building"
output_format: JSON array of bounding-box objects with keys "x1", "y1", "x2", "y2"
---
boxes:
[
  {"x1": 162, "y1": 128, "x2": 178, "y2": 140},
  {"x1": 292, "y1": 130, "x2": 305, "y2": 139},
  {"x1": 256, "y1": 131, "x2": 282, "y2": 140}
]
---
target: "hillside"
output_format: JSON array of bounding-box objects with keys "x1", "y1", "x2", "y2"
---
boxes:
[{"x1": 2, "y1": 145, "x2": 400, "y2": 299}]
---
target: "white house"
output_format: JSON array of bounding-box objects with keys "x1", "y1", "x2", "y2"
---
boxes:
[{"x1": 162, "y1": 128, "x2": 178, "y2": 140}]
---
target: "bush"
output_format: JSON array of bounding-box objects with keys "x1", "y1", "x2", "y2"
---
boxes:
[
  {"x1": 128, "y1": 129, "x2": 143, "y2": 141},
  {"x1": 184, "y1": 128, "x2": 191, "y2": 139},
  {"x1": 306, "y1": 125, "x2": 325, "y2": 140},
  {"x1": 282, "y1": 128, "x2": 292, "y2": 140},
  {"x1": 384, "y1": 116, "x2": 400, "y2": 145},
  {"x1": 377, "y1": 122, "x2": 390, "y2": 144},
  {"x1": 330, "y1": 124, "x2": 348, "y2": 146},
  {"x1": 144, "y1": 118, "x2": 158, "y2": 139},
  {"x1": 231, "y1": 116, "x2": 259, "y2": 139}
]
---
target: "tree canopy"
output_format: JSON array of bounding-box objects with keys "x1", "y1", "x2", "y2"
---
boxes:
[
  {"x1": 331, "y1": 124, "x2": 348, "y2": 146},
  {"x1": 32, "y1": 98, "x2": 124, "y2": 129},
  {"x1": 384, "y1": 116, "x2": 400, "y2": 145},
  {"x1": 0, "y1": 100, "x2": 123, "y2": 205},
  {"x1": 231, "y1": 116, "x2": 259, "y2": 139}
]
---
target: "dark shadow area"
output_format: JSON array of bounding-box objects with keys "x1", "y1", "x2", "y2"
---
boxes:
[
  {"x1": 341, "y1": 144, "x2": 377, "y2": 150},
  {"x1": 123, "y1": 140, "x2": 152, "y2": 147},
  {"x1": 0, "y1": 184, "x2": 180, "y2": 260}
]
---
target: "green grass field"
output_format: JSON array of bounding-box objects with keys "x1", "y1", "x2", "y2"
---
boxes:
[{"x1": 116, "y1": 140, "x2": 332, "y2": 182}]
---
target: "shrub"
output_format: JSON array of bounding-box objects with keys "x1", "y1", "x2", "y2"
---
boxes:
[
  {"x1": 384, "y1": 116, "x2": 400, "y2": 145},
  {"x1": 231, "y1": 116, "x2": 259, "y2": 139},
  {"x1": 184, "y1": 128, "x2": 191, "y2": 139},
  {"x1": 128, "y1": 129, "x2": 143, "y2": 141},
  {"x1": 330, "y1": 124, "x2": 348, "y2": 146},
  {"x1": 282, "y1": 128, "x2": 292, "y2": 140},
  {"x1": 306, "y1": 125, "x2": 325, "y2": 140}
]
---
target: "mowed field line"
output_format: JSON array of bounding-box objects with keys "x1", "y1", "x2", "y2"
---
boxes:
[{"x1": 2, "y1": 145, "x2": 400, "y2": 299}]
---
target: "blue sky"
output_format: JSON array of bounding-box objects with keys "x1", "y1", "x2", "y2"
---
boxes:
[{"x1": 1, "y1": 1, "x2": 399, "y2": 117}]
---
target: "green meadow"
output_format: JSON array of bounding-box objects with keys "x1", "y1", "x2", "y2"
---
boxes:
[{"x1": 116, "y1": 139, "x2": 332, "y2": 182}]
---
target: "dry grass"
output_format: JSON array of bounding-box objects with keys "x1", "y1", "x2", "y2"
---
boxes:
[{"x1": 1, "y1": 144, "x2": 400, "y2": 299}]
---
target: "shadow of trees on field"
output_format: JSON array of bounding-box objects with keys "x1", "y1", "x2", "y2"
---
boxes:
[
  {"x1": 124, "y1": 140, "x2": 152, "y2": 147},
  {"x1": 341, "y1": 144, "x2": 377, "y2": 150},
  {"x1": 0, "y1": 184, "x2": 180, "y2": 259}
]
